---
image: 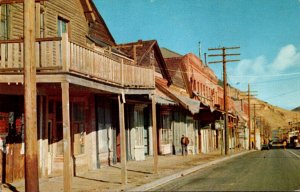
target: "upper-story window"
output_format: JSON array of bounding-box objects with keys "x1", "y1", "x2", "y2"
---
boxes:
[
  {"x1": 57, "y1": 17, "x2": 68, "y2": 37},
  {"x1": 0, "y1": 4, "x2": 9, "y2": 40},
  {"x1": 57, "y1": 17, "x2": 68, "y2": 64},
  {"x1": 40, "y1": 8, "x2": 45, "y2": 38}
]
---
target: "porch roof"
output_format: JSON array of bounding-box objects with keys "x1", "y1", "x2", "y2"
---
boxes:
[
  {"x1": 174, "y1": 93, "x2": 201, "y2": 115},
  {"x1": 156, "y1": 95, "x2": 177, "y2": 106},
  {"x1": 156, "y1": 77, "x2": 201, "y2": 115}
]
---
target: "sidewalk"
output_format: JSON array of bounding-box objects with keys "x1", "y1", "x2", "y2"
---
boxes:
[{"x1": 3, "y1": 149, "x2": 250, "y2": 192}]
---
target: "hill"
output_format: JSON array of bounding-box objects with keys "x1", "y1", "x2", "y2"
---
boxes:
[
  {"x1": 250, "y1": 98, "x2": 300, "y2": 132},
  {"x1": 292, "y1": 106, "x2": 300, "y2": 112}
]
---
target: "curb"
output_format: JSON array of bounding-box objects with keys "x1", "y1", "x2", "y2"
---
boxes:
[{"x1": 128, "y1": 150, "x2": 254, "y2": 191}]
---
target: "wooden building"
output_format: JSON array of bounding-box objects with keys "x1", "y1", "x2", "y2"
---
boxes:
[
  {"x1": 0, "y1": 0, "x2": 155, "y2": 183},
  {"x1": 116, "y1": 40, "x2": 172, "y2": 160},
  {"x1": 155, "y1": 77, "x2": 201, "y2": 155}
]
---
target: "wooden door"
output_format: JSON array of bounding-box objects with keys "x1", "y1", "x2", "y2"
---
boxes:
[
  {"x1": 116, "y1": 129, "x2": 120, "y2": 162},
  {"x1": 47, "y1": 99, "x2": 63, "y2": 175}
]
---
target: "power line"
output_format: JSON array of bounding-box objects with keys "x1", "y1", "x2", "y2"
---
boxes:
[
  {"x1": 155, "y1": 66, "x2": 300, "y2": 85},
  {"x1": 227, "y1": 74, "x2": 300, "y2": 85},
  {"x1": 228, "y1": 71, "x2": 300, "y2": 78},
  {"x1": 263, "y1": 88, "x2": 300, "y2": 100}
]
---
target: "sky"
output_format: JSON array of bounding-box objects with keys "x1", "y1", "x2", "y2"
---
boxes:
[{"x1": 95, "y1": 0, "x2": 300, "y2": 110}]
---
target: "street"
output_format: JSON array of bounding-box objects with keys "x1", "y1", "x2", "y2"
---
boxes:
[{"x1": 153, "y1": 149, "x2": 300, "y2": 191}]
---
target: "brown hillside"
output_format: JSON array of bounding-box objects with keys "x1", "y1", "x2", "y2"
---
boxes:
[
  {"x1": 250, "y1": 98, "x2": 300, "y2": 132},
  {"x1": 292, "y1": 106, "x2": 300, "y2": 112}
]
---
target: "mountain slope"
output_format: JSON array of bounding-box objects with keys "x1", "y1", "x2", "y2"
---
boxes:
[
  {"x1": 250, "y1": 98, "x2": 300, "y2": 131},
  {"x1": 292, "y1": 106, "x2": 300, "y2": 112}
]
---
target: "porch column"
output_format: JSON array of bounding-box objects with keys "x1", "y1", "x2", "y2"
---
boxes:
[
  {"x1": 152, "y1": 96, "x2": 158, "y2": 174},
  {"x1": 61, "y1": 82, "x2": 72, "y2": 191},
  {"x1": 118, "y1": 95, "x2": 127, "y2": 185}
]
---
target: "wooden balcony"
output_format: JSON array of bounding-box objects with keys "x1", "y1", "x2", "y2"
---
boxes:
[{"x1": 0, "y1": 35, "x2": 155, "y2": 89}]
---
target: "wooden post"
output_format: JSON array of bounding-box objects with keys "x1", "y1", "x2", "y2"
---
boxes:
[
  {"x1": 222, "y1": 48, "x2": 229, "y2": 155},
  {"x1": 62, "y1": 82, "x2": 72, "y2": 191},
  {"x1": 253, "y1": 104, "x2": 256, "y2": 150},
  {"x1": 118, "y1": 95, "x2": 127, "y2": 185},
  {"x1": 24, "y1": 0, "x2": 39, "y2": 191},
  {"x1": 151, "y1": 95, "x2": 158, "y2": 174},
  {"x1": 35, "y1": 2, "x2": 41, "y2": 38},
  {"x1": 62, "y1": 33, "x2": 70, "y2": 72},
  {"x1": 248, "y1": 83, "x2": 251, "y2": 150}
]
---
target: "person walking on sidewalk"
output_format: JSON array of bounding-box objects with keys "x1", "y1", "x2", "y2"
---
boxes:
[{"x1": 181, "y1": 135, "x2": 189, "y2": 156}]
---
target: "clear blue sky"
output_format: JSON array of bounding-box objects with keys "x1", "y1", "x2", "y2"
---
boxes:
[{"x1": 95, "y1": 0, "x2": 300, "y2": 110}]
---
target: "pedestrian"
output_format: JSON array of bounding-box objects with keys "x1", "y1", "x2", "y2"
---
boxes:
[
  {"x1": 181, "y1": 135, "x2": 189, "y2": 156},
  {"x1": 283, "y1": 140, "x2": 287, "y2": 150}
]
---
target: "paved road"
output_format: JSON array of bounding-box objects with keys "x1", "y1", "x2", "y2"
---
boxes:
[{"x1": 153, "y1": 149, "x2": 300, "y2": 191}]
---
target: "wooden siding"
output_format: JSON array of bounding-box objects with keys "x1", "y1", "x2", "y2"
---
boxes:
[
  {"x1": 5, "y1": 0, "x2": 114, "y2": 47},
  {"x1": 44, "y1": 0, "x2": 88, "y2": 46}
]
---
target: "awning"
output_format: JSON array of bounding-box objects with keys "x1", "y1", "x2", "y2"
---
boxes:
[
  {"x1": 156, "y1": 82, "x2": 201, "y2": 115},
  {"x1": 174, "y1": 93, "x2": 201, "y2": 115},
  {"x1": 155, "y1": 95, "x2": 177, "y2": 106}
]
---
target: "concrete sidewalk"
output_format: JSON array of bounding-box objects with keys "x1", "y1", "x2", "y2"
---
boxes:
[{"x1": 3, "y1": 149, "x2": 251, "y2": 192}]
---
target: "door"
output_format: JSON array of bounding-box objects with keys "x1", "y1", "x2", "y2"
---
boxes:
[
  {"x1": 47, "y1": 99, "x2": 63, "y2": 174},
  {"x1": 71, "y1": 102, "x2": 85, "y2": 156},
  {"x1": 116, "y1": 129, "x2": 120, "y2": 162},
  {"x1": 143, "y1": 108, "x2": 150, "y2": 155}
]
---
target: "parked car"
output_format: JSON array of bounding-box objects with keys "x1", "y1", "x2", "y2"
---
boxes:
[{"x1": 261, "y1": 144, "x2": 270, "y2": 150}]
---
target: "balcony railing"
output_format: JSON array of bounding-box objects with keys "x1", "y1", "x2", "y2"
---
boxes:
[{"x1": 0, "y1": 34, "x2": 155, "y2": 88}]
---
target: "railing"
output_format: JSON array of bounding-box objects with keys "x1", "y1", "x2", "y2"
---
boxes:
[
  {"x1": 0, "y1": 35, "x2": 155, "y2": 88},
  {"x1": 0, "y1": 37, "x2": 64, "y2": 71}
]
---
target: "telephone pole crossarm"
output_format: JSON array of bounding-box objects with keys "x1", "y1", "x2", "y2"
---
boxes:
[
  {"x1": 208, "y1": 46, "x2": 240, "y2": 51},
  {"x1": 208, "y1": 53, "x2": 240, "y2": 57}
]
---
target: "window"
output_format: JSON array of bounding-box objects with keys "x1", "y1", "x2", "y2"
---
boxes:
[
  {"x1": 161, "y1": 114, "x2": 171, "y2": 144},
  {"x1": 40, "y1": 8, "x2": 45, "y2": 38},
  {"x1": 134, "y1": 110, "x2": 144, "y2": 146},
  {"x1": 72, "y1": 102, "x2": 85, "y2": 155},
  {"x1": 57, "y1": 17, "x2": 68, "y2": 64},
  {"x1": 57, "y1": 17, "x2": 67, "y2": 37},
  {"x1": 0, "y1": 4, "x2": 9, "y2": 40}
]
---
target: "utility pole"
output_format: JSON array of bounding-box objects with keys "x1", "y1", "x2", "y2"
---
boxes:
[
  {"x1": 24, "y1": 0, "x2": 39, "y2": 191},
  {"x1": 208, "y1": 46, "x2": 240, "y2": 155},
  {"x1": 240, "y1": 84, "x2": 257, "y2": 150},
  {"x1": 248, "y1": 84, "x2": 251, "y2": 150},
  {"x1": 253, "y1": 104, "x2": 256, "y2": 149}
]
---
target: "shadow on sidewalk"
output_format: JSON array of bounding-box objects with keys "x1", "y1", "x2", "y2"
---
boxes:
[
  {"x1": 110, "y1": 165, "x2": 152, "y2": 175},
  {"x1": 2, "y1": 183, "x2": 19, "y2": 192},
  {"x1": 75, "y1": 176, "x2": 121, "y2": 185}
]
